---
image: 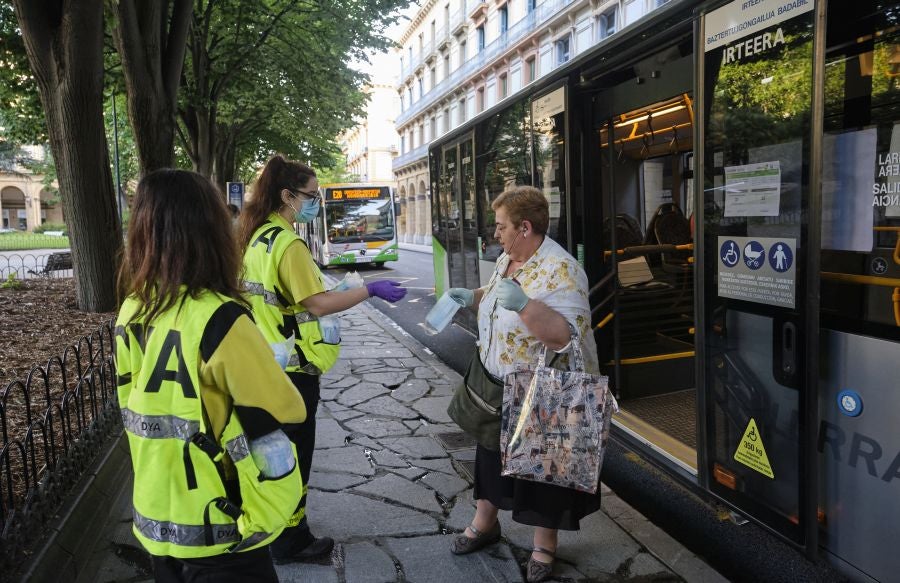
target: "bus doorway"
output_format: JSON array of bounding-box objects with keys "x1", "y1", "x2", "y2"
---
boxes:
[{"x1": 587, "y1": 42, "x2": 699, "y2": 475}]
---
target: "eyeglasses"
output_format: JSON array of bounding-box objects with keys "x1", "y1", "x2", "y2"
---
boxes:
[{"x1": 289, "y1": 188, "x2": 320, "y2": 202}]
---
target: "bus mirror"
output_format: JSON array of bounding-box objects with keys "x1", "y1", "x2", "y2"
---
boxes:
[{"x1": 395, "y1": 202, "x2": 401, "y2": 216}]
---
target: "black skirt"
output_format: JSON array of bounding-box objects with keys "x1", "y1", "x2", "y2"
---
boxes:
[{"x1": 473, "y1": 444, "x2": 602, "y2": 531}]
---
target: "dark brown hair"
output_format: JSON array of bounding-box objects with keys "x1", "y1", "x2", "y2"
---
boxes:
[
  {"x1": 491, "y1": 185, "x2": 549, "y2": 235},
  {"x1": 118, "y1": 169, "x2": 245, "y2": 324},
  {"x1": 238, "y1": 154, "x2": 316, "y2": 249}
]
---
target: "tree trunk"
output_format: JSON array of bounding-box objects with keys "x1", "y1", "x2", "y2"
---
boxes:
[
  {"x1": 212, "y1": 128, "x2": 237, "y2": 194},
  {"x1": 13, "y1": 1, "x2": 122, "y2": 312},
  {"x1": 111, "y1": 0, "x2": 192, "y2": 175}
]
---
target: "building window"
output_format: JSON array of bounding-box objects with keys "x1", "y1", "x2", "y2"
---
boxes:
[
  {"x1": 418, "y1": 77, "x2": 424, "y2": 98},
  {"x1": 555, "y1": 35, "x2": 570, "y2": 65},
  {"x1": 527, "y1": 0, "x2": 536, "y2": 13},
  {"x1": 408, "y1": 46, "x2": 413, "y2": 63},
  {"x1": 400, "y1": 56, "x2": 404, "y2": 73},
  {"x1": 477, "y1": 26, "x2": 485, "y2": 51},
  {"x1": 401, "y1": 135, "x2": 406, "y2": 152},
  {"x1": 408, "y1": 86, "x2": 413, "y2": 105},
  {"x1": 400, "y1": 92, "x2": 405, "y2": 112},
  {"x1": 499, "y1": 6, "x2": 508, "y2": 34},
  {"x1": 625, "y1": 0, "x2": 643, "y2": 25},
  {"x1": 431, "y1": 117, "x2": 438, "y2": 139},
  {"x1": 499, "y1": 73, "x2": 508, "y2": 98},
  {"x1": 458, "y1": 98, "x2": 466, "y2": 124},
  {"x1": 444, "y1": 54, "x2": 451, "y2": 77},
  {"x1": 431, "y1": 20, "x2": 436, "y2": 41},
  {"x1": 477, "y1": 87, "x2": 485, "y2": 112},
  {"x1": 526, "y1": 57, "x2": 536, "y2": 82},
  {"x1": 460, "y1": 40, "x2": 467, "y2": 64},
  {"x1": 444, "y1": 108, "x2": 450, "y2": 132},
  {"x1": 430, "y1": 67, "x2": 437, "y2": 89},
  {"x1": 598, "y1": 7, "x2": 617, "y2": 40}
]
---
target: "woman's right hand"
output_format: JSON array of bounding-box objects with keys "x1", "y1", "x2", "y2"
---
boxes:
[
  {"x1": 447, "y1": 287, "x2": 474, "y2": 307},
  {"x1": 366, "y1": 280, "x2": 407, "y2": 302}
]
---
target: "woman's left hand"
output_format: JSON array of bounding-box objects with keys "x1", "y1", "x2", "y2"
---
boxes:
[{"x1": 496, "y1": 278, "x2": 529, "y2": 312}]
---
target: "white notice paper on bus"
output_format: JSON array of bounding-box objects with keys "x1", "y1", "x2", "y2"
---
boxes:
[{"x1": 724, "y1": 161, "x2": 781, "y2": 217}]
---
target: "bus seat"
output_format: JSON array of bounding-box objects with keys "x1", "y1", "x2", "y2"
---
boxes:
[
  {"x1": 645, "y1": 203, "x2": 692, "y2": 268},
  {"x1": 602, "y1": 214, "x2": 644, "y2": 252}
]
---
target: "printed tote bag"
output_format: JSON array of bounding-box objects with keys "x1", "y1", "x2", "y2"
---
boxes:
[{"x1": 499, "y1": 333, "x2": 618, "y2": 494}]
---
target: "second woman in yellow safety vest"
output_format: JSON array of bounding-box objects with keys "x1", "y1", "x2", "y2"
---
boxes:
[{"x1": 237, "y1": 154, "x2": 407, "y2": 563}]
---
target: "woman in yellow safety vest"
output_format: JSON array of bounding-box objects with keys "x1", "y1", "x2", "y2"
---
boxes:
[
  {"x1": 237, "y1": 155, "x2": 406, "y2": 563},
  {"x1": 115, "y1": 169, "x2": 308, "y2": 582}
]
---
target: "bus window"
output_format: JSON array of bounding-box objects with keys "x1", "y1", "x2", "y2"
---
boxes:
[
  {"x1": 533, "y1": 87, "x2": 568, "y2": 249},
  {"x1": 820, "y1": 2, "x2": 900, "y2": 332},
  {"x1": 477, "y1": 100, "x2": 532, "y2": 264}
]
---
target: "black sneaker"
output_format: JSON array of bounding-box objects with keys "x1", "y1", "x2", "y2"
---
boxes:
[{"x1": 272, "y1": 535, "x2": 335, "y2": 564}]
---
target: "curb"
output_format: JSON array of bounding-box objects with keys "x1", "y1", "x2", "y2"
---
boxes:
[{"x1": 20, "y1": 432, "x2": 131, "y2": 583}]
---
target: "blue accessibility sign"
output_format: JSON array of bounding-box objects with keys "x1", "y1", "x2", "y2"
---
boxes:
[
  {"x1": 720, "y1": 240, "x2": 740, "y2": 268},
  {"x1": 768, "y1": 241, "x2": 793, "y2": 273},
  {"x1": 742, "y1": 240, "x2": 765, "y2": 270}
]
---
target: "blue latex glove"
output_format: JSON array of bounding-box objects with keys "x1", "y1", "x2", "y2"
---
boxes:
[
  {"x1": 447, "y1": 287, "x2": 474, "y2": 307},
  {"x1": 495, "y1": 278, "x2": 529, "y2": 312},
  {"x1": 366, "y1": 280, "x2": 407, "y2": 302}
]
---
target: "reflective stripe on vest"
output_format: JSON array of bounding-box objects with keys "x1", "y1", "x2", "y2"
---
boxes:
[
  {"x1": 133, "y1": 507, "x2": 240, "y2": 546},
  {"x1": 124, "y1": 407, "x2": 251, "y2": 464},
  {"x1": 294, "y1": 311, "x2": 317, "y2": 324},
  {"x1": 243, "y1": 281, "x2": 283, "y2": 308},
  {"x1": 225, "y1": 433, "x2": 250, "y2": 463},
  {"x1": 287, "y1": 352, "x2": 321, "y2": 375},
  {"x1": 122, "y1": 408, "x2": 199, "y2": 440}
]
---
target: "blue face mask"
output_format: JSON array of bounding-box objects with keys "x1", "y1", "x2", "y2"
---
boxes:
[{"x1": 291, "y1": 197, "x2": 320, "y2": 223}]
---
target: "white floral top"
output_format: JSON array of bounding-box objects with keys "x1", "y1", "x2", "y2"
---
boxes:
[{"x1": 477, "y1": 236, "x2": 599, "y2": 379}]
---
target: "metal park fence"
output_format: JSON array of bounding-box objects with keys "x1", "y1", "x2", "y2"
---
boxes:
[
  {"x1": 0, "y1": 320, "x2": 119, "y2": 574},
  {"x1": 0, "y1": 251, "x2": 74, "y2": 280}
]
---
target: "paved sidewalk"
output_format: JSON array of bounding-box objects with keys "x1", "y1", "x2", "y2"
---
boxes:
[{"x1": 65, "y1": 300, "x2": 726, "y2": 583}]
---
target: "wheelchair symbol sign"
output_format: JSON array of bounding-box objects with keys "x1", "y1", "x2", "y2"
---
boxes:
[{"x1": 720, "y1": 240, "x2": 740, "y2": 267}]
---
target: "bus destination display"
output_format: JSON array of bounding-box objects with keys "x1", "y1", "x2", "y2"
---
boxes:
[{"x1": 327, "y1": 187, "x2": 387, "y2": 200}]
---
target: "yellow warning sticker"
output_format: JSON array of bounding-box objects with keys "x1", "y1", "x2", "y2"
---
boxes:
[{"x1": 733, "y1": 418, "x2": 774, "y2": 479}]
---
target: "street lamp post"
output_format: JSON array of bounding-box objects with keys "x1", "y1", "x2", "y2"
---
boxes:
[{"x1": 110, "y1": 93, "x2": 124, "y2": 225}]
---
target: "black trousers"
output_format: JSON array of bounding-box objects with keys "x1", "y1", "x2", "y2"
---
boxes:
[
  {"x1": 152, "y1": 546, "x2": 277, "y2": 583},
  {"x1": 282, "y1": 371, "x2": 320, "y2": 526}
]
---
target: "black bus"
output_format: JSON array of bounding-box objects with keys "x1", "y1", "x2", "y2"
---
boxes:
[{"x1": 428, "y1": 1, "x2": 900, "y2": 580}]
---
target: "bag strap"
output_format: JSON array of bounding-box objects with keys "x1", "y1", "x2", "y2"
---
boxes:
[{"x1": 539, "y1": 321, "x2": 585, "y2": 371}]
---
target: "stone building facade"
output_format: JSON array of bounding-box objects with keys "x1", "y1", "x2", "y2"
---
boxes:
[{"x1": 393, "y1": 0, "x2": 671, "y2": 246}]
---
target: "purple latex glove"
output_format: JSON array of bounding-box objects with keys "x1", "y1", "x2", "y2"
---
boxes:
[{"x1": 366, "y1": 280, "x2": 407, "y2": 302}]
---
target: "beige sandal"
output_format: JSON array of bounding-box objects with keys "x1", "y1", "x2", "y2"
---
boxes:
[{"x1": 526, "y1": 546, "x2": 556, "y2": 583}]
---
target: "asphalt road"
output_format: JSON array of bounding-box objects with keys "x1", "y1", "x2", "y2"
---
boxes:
[{"x1": 324, "y1": 248, "x2": 474, "y2": 375}]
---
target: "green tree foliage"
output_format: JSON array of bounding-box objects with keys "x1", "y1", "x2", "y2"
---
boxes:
[
  {"x1": 177, "y1": 0, "x2": 404, "y2": 189},
  {"x1": 0, "y1": 1, "x2": 46, "y2": 144},
  {"x1": 314, "y1": 152, "x2": 360, "y2": 185}
]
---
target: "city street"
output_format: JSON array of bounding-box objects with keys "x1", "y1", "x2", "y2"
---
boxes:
[{"x1": 326, "y1": 249, "x2": 473, "y2": 375}]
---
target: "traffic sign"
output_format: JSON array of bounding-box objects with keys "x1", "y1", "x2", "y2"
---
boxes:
[{"x1": 227, "y1": 182, "x2": 245, "y2": 208}]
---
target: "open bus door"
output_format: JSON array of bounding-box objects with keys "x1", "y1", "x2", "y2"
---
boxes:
[
  {"x1": 695, "y1": 0, "x2": 823, "y2": 553},
  {"x1": 433, "y1": 133, "x2": 480, "y2": 330}
]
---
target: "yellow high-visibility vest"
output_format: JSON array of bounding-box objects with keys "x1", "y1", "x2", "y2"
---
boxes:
[
  {"x1": 242, "y1": 213, "x2": 339, "y2": 375},
  {"x1": 115, "y1": 291, "x2": 302, "y2": 558}
]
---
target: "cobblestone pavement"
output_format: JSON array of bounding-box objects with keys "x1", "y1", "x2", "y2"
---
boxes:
[{"x1": 67, "y1": 300, "x2": 726, "y2": 583}]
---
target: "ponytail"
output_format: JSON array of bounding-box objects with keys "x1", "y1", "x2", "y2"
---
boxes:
[{"x1": 237, "y1": 155, "x2": 317, "y2": 250}]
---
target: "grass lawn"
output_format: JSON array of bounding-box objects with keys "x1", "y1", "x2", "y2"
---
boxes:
[{"x1": 0, "y1": 233, "x2": 70, "y2": 251}]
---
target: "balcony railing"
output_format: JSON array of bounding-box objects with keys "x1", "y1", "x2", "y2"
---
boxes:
[
  {"x1": 396, "y1": 0, "x2": 576, "y2": 127},
  {"x1": 392, "y1": 143, "x2": 429, "y2": 170}
]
